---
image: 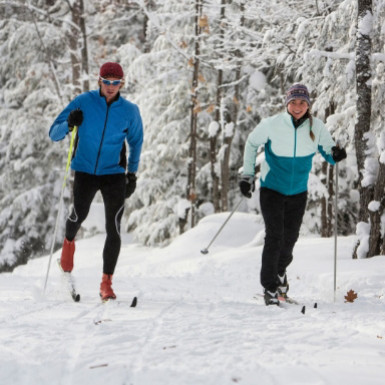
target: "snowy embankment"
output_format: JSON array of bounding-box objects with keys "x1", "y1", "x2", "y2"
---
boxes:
[{"x1": 0, "y1": 209, "x2": 384, "y2": 385}]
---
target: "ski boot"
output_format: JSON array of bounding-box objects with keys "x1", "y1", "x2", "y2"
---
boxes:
[
  {"x1": 277, "y1": 273, "x2": 289, "y2": 299},
  {"x1": 100, "y1": 274, "x2": 116, "y2": 301},
  {"x1": 60, "y1": 238, "x2": 75, "y2": 272},
  {"x1": 264, "y1": 289, "x2": 279, "y2": 306}
]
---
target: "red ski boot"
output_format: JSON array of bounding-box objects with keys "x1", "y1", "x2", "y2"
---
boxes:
[
  {"x1": 100, "y1": 274, "x2": 116, "y2": 301},
  {"x1": 60, "y1": 238, "x2": 75, "y2": 272}
]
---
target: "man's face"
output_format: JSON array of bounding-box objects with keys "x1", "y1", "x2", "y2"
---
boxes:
[{"x1": 99, "y1": 77, "x2": 123, "y2": 103}]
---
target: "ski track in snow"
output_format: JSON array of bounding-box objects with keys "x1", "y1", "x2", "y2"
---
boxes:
[{"x1": 1, "y1": 214, "x2": 385, "y2": 385}]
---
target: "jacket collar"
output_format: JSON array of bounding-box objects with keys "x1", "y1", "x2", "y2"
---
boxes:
[
  {"x1": 98, "y1": 88, "x2": 121, "y2": 105},
  {"x1": 284, "y1": 110, "x2": 309, "y2": 128}
]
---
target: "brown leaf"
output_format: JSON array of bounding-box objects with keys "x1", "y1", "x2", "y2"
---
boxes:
[
  {"x1": 193, "y1": 105, "x2": 202, "y2": 114},
  {"x1": 179, "y1": 41, "x2": 188, "y2": 49},
  {"x1": 198, "y1": 73, "x2": 206, "y2": 83},
  {"x1": 199, "y1": 15, "x2": 209, "y2": 28},
  {"x1": 344, "y1": 289, "x2": 358, "y2": 303},
  {"x1": 189, "y1": 192, "x2": 197, "y2": 202}
]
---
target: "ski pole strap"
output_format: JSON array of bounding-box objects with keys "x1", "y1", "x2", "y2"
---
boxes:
[{"x1": 62, "y1": 126, "x2": 77, "y2": 188}]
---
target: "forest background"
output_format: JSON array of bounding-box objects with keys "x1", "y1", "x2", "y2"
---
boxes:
[{"x1": 0, "y1": 0, "x2": 384, "y2": 272}]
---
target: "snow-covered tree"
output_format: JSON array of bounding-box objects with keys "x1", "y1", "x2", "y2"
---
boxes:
[
  {"x1": 1, "y1": 0, "x2": 384, "y2": 271},
  {"x1": 0, "y1": 0, "x2": 145, "y2": 271}
]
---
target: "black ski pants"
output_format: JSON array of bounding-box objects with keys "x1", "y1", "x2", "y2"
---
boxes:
[
  {"x1": 65, "y1": 171, "x2": 126, "y2": 275},
  {"x1": 259, "y1": 187, "x2": 307, "y2": 292}
]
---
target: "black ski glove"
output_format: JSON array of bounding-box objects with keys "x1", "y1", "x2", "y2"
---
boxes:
[
  {"x1": 332, "y1": 146, "x2": 347, "y2": 163},
  {"x1": 239, "y1": 175, "x2": 255, "y2": 198},
  {"x1": 67, "y1": 109, "x2": 83, "y2": 130},
  {"x1": 125, "y1": 172, "x2": 137, "y2": 199}
]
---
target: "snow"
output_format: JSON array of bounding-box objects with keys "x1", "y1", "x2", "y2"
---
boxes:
[
  {"x1": 208, "y1": 121, "x2": 220, "y2": 138},
  {"x1": 368, "y1": 200, "x2": 381, "y2": 212},
  {"x1": 249, "y1": 71, "x2": 266, "y2": 91},
  {"x1": 358, "y1": 10, "x2": 373, "y2": 36},
  {"x1": 177, "y1": 198, "x2": 191, "y2": 219},
  {"x1": 1, "y1": 207, "x2": 385, "y2": 385},
  {"x1": 355, "y1": 221, "x2": 370, "y2": 259}
]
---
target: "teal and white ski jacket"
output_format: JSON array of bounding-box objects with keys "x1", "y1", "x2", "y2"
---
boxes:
[{"x1": 242, "y1": 112, "x2": 336, "y2": 196}]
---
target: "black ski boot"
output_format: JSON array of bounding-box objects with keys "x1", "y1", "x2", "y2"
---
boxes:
[
  {"x1": 264, "y1": 289, "x2": 279, "y2": 306},
  {"x1": 277, "y1": 273, "x2": 289, "y2": 299}
]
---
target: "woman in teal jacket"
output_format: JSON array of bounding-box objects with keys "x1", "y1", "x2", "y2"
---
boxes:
[
  {"x1": 239, "y1": 84, "x2": 346, "y2": 305},
  {"x1": 49, "y1": 62, "x2": 143, "y2": 301}
]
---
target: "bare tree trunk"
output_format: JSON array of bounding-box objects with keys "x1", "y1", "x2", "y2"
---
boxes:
[
  {"x1": 142, "y1": 0, "x2": 156, "y2": 53},
  {"x1": 210, "y1": 0, "x2": 226, "y2": 213},
  {"x1": 220, "y1": 1, "x2": 245, "y2": 212},
  {"x1": 66, "y1": 0, "x2": 89, "y2": 93},
  {"x1": 321, "y1": 102, "x2": 336, "y2": 237},
  {"x1": 320, "y1": 162, "x2": 334, "y2": 237},
  {"x1": 353, "y1": 0, "x2": 373, "y2": 258},
  {"x1": 78, "y1": 0, "x2": 89, "y2": 91},
  {"x1": 68, "y1": 1, "x2": 81, "y2": 93},
  {"x1": 186, "y1": 0, "x2": 202, "y2": 229},
  {"x1": 368, "y1": 162, "x2": 385, "y2": 256},
  {"x1": 211, "y1": 69, "x2": 222, "y2": 212}
]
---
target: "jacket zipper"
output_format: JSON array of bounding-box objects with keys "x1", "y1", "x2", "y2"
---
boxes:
[
  {"x1": 94, "y1": 104, "x2": 110, "y2": 174},
  {"x1": 290, "y1": 124, "x2": 298, "y2": 193}
]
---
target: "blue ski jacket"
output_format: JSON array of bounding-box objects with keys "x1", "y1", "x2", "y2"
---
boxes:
[
  {"x1": 242, "y1": 112, "x2": 336, "y2": 196},
  {"x1": 49, "y1": 90, "x2": 143, "y2": 175}
]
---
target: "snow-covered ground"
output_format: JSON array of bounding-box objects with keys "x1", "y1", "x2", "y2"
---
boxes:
[{"x1": 0, "y1": 208, "x2": 384, "y2": 385}]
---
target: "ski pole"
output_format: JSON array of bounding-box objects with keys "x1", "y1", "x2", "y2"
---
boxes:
[
  {"x1": 200, "y1": 198, "x2": 244, "y2": 254},
  {"x1": 333, "y1": 161, "x2": 339, "y2": 302},
  {"x1": 43, "y1": 126, "x2": 78, "y2": 292}
]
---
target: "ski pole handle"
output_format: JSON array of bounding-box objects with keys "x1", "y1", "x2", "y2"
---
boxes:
[{"x1": 62, "y1": 126, "x2": 77, "y2": 188}]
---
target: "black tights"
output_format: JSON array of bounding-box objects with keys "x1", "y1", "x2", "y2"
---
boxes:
[
  {"x1": 66, "y1": 171, "x2": 126, "y2": 275},
  {"x1": 260, "y1": 187, "x2": 307, "y2": 292}
]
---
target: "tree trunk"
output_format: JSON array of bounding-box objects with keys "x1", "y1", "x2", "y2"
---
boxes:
[
  {"x1": 321, "y1": 102, "x2": 336, "y2": 237},
  {"x1": 68, "y1": 0, "x2": 82, "y2": 93},
  {"x1": 78, "y1": 0, "x2": 89, "y2": 91},
  {"x1": 211, "y1": 69, "x2": 222, "y2": 212},
  {"x1": 142, "y1": 0, "x2": 156, "y2": 53},
  {"x1": 186, "y1": 0, "x2": 202, "y2": 228},
  {"x1": 220, "y1": 1, "x2": 245, "y2": 212},
  {"x1": 210, "y1": 0, "x2": 226, "y2": 212},
  {"x1": 353, "y1": 0, "x2": 373, "y2": 258},
  {"x1": 367, "y1": 162, "x2": 385, "y2": 257},
  {"x1": 320, "y1": 162, "x2": 334, "y2": 237}
]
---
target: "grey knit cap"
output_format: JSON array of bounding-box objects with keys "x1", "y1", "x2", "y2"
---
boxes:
[{"x1": 285, "y1": 84, "x2": 310, "y2": 106}]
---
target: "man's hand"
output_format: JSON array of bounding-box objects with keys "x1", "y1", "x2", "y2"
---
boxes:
[
  {"x1": 125, "y1": 172, "x2": 137, "y2": 199},
  {"x1": 67, "y1": 109, "x2": 83, "y2": 130}
]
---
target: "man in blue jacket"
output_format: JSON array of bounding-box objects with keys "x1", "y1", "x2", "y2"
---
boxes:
[{"x1": 49, "y1": 62, "x2": 143, "y2": 301}]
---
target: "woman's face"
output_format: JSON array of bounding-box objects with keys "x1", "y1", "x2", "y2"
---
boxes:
[{"x1": 287, "y1": 99, "x2": 309, "y2": 120}]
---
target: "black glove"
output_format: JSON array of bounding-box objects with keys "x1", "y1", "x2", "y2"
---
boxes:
[
  {"x1": 332, "y1": 146, "x2": 347, "y2": 163},
  {"x1": 239, "y1": 175, "x2": 255, "y2": 198},
  {"x1": 67, "y1": 109, "x2": 83, "y2": 130},
  {"x1": 125, "y1": 172, "x2": 137, "y2": 199}
]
